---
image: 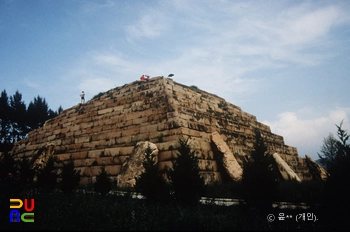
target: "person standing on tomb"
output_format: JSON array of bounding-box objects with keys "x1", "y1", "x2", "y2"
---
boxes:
[{"x1": 80, "y1": 91, "x2": 85, "y2": 104}]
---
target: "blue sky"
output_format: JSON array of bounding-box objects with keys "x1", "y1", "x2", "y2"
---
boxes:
[{"x1": 1, "y1": 0, "x2": 349, "y2": 161}]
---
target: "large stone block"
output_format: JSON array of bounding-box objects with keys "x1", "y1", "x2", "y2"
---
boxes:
[
  {"x1": 55, "y1": 153, "x2": 72, "y2": 161},
  {"x1": 113, "y1": 155, "x2": 129, "y2": 165},
  {"x1": 104, "y1": 147, "x2": 121, "y2": 156},
  {"x1": 273, "y1": 153, "x2": 301, "y2": 181},
  {"x1": 105, "y1": 165, "x2": 121, "y2": 176},
  {"x1": 70, "y1": 151, "x2": 88, "y2": 160},
  {"x1": 211, "y1": 132, "x2": 243, "y2": 181},
  {"x1": 74, "y1": 158, "x2": 97, "y2": 167},
  {"x1": 117, "y1": 141, "x2": 159, "y2": 188},
  {"x1": 95, "y1": 156, "x2": 114, "y2": 166},
  {"x1": 88, "y1": 149, "x2": 105, "y2": 158}
]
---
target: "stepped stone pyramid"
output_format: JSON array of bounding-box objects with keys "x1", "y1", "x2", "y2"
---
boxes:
[{"x1": 10, "y1": 76, "x2": 328, "y2": 186}]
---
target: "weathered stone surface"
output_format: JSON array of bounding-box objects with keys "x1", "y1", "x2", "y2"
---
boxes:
[
  {"x1": 305, "y1": 154, "x2": 329, "y2": 180},
  {"x1": 278, "y1": 154, "x2": 314, "y2": 181},
  {"x1": 116, "y1": 141, "x2": 158, "y2": 188},
  {"x1": 9, "y1": 76, "x2": 322, "y2": 184},
  {"x1": 30, "y1": 142, "x2": 56, "y2": 171},
  {"x1": 211, "y1": 132, "x2": 243, "y2": 181},
  {"x1": 28, "y1": 142, "x2": 56, "y2": 181},
  {"x1": 272, "y1": 153, "x2": 301, "y2": 182}
]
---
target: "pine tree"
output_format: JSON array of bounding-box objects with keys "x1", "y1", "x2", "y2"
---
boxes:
[
  {"x1": 241, "y1": 128, "x2": 279, "y2": 210},
  {"x1": 321, "y1": 121, "x2": 350, "y2": 228},
  {"x1": 93, "y1": 166, "x2": 112, "y2": 195},
  {"x1": 9, "y1": 90, "x2": 27, "y2": 142},
  {"x1": 318, "y1": 133, "x2": 338, "y2": 170},
  {"x1": 26, "y1": 95, "x2": 58, "y2": 130},
  {"x1": 36, "y1": 155, "x2": 58, "y2": 192},
  {"x1": 60, "y1": 156, "x2": 80, "y2": 193},
  {"x1": 0, "y1": 90, "x2": 12, "y2": 151},
  {"x1": 168, "y1": 137, "x2": 205, "y2": 205},
  {"x1": 1, "y1": 89, "x2": 59, "y2": 152},
  {"x1": 135, "y1": 145, "x2": 171, "y2": 203}
]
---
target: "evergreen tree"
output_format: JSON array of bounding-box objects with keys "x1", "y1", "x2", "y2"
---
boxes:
[
  {"x1": 60, "y1": 155, "x2": 81, "y2": 193},
  {"x1": 36, "y1": 155, "x2": 58, "y2": 192},
  {"x1": 168, "y1": 137, "x2": 205, "y2": 205},
  {"x1": 318, "y1": 133, "x2": 338, "y2": 170},
  {"x1": 0, "y1": 89, "x2": 59, "y2": 152},
  {"x1": 135, "y1": 145, "x2": 171, "y2": 203},
  {"x1": 321, "y1": 121, "x2": 350, "y2": 228},
  {"x1": 0, "y1": 90, "x2": 12, "y2": 151},
  {"x1": 93, "y1": 165, "x2": 112, "y2": 195},
  {"x1": 26, "y1": 95, "x2": 56, "y2": 130},
  {"x1": 9, "y1": 90, "x2": 27, "y2": 142},
  {"x1": 57, "y1": 105, "x2": 63, "y2": 115},
  {"x1": 241, "y1": 128, "x2": 280, "y2": 210}
]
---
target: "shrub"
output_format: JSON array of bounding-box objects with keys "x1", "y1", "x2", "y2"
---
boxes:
[
  {"x1": 92, "y1": 92, "x2": 104, "y2": 100},
  {"x1": 60, "y1": 155, "x2": 80, "y2": 193},
  {"x1": 0, "y1": 151, "x2": 18, "y2": 198},
  {"x1": 94, "y1": 166, "x2": 112, "y2": 195},
  {"x1": 15, "y1": 155, "x2": 36, "y2": 197},
  {"x1": 204, "y1": 180, "x2": 243, "y2": 199},
  {"x1": 278, "y1": 179, "x2": 325, "y2": 205},
  {"x1": 17, "y1": 155, "x2": 35, "y2": 185},
  {"x1": 0, "y1": 151, "x2": 17, "y2": 181}
]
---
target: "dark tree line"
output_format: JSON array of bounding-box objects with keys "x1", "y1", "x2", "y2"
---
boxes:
[
  {"x1": 318, "y1": 120, "x2": 350, "y2": 228},
  {"x1": 0, "y1": 89, "x2": 62, "y2": 152}
]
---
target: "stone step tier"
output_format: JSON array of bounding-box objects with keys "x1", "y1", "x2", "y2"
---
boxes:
[{"x1": 11, "y1": 76, "x2": 316, "y2": 185}]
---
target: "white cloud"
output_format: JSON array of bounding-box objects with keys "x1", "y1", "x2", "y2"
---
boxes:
[
  {"x1": 232, "y1": 4, "x2": 346, "y2": 65},
  {"x1": 263, "y1": 107, "x2": 350, "y2": 160},
  {"x1": 277, "y1": 6, "x2": 341, "y2": 46},
  {"x1": 93, "y1": 53, "x2": 131, "y2": 69},
  {"x1": 126, "y1": 13, "x2": 168, "y2": 39}
]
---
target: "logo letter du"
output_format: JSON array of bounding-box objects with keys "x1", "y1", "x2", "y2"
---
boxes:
[{"x1": 10, "y1": 199, "x2": 35, "y2": 222}]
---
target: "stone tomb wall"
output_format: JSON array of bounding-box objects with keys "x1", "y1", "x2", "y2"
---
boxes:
[{"x1": 11, "y1": 76, "x2": 305, "y2": 185}]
